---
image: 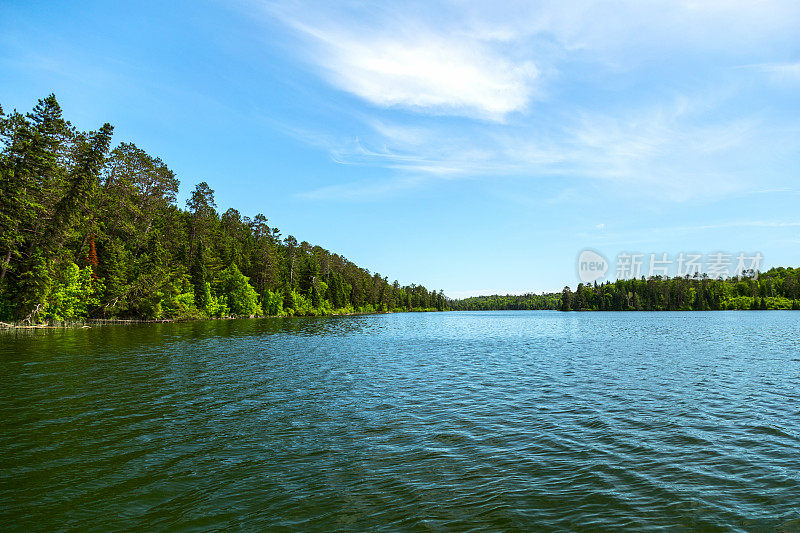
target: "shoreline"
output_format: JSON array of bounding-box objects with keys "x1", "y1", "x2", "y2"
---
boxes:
[
  {"x1": 4, "y1": 307, "x2": 797, "y2": 330},
  {"x1": 0, "y1": 309, "x2": 442, "y2": 329}
]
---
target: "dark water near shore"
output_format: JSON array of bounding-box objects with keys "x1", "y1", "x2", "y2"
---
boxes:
[{"x1": 2, "y1": 311, "x2": 799, "y2": 531}]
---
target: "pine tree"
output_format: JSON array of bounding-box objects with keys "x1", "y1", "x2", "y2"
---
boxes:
[{"x1": 560, "y1": 286, "x2": 572, "y2": 311}]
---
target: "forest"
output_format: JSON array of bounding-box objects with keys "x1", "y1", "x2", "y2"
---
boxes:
[
  {"x1": 2, "y1": 96, "x2": 797, "y2": 324},
  {"x1": 452, "y1": 293, "x2": 560, "y2": 311},
  {"x1": 559, "y1": 268, "x2": 800, "y2": 311},
  {"x1": 0, "y1": 95, "x2": 448, "y2": 323},
  {"x1": 452, "y1": 269, "x2": 800, "y2": 312}
]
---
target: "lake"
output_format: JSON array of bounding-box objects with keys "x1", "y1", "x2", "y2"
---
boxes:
[{"x1": 1, "y1": 311, "x2": 799, "y2": 531}]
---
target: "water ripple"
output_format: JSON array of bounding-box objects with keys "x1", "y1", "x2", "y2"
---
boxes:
[{"x1": 2, "y1": 311, "x2": 799, "y2": 531}]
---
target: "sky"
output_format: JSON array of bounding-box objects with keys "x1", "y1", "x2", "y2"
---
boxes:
[{"x1": 1, "y1": 0, "x2": 799, "y2": 297}]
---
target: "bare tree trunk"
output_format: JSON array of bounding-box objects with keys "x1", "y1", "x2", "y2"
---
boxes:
[{"x1": 0, "y1": 250, "x2": 10, "y2": 287}]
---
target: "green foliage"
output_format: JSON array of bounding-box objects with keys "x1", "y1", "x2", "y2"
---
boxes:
[
  {"x1": 286, "y1": 289, "x2": 314, "y2": 316},
  {"x1": 205, "y1": 285, "x2": 228, "y2": 318},
  {"x1": 453, "y1": 292, "x2": 561, "y2": 311},
  {"x1": 0, "y1": 94, "x2": 447, "y2": 323},
  {"x1": 41, "y1": 263, "x2": 98, "y2": 322},
  {"x1": 14, "y1": 251, "x2": 53, "y2": 321},
  {"x1": 263, "y1": 290, "x2": 284, "y2": 316},
  {"x1": 0, "y1": 290, "x2": 11, "y2": 320},
  {"x1": 214, "y1": 264, "x2": 262, "y2": 317},
  {"x1": 451, "y1": 268, "x2": 800, "y2": 313},
  {"x1": 158, "y1": 270, "x2": 202, "y2": 320},
  {"x1": 555, "y1": 268, "x2": 800, "y2": 312},
  {"x1": 162, "y1": 291, "x2": 202, "y2": 319},
  {"x1": 191, "y1": 248, "x2": 209, "y2": 311}
]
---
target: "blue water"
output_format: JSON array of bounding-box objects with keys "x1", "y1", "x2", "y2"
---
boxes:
[{"x1": 1, "y1": 311, "x2": 799, "y2": 531}]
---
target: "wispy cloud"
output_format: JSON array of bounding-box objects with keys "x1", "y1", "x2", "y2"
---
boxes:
[
  {"x1": 298, "y1": 96, "x2": 799, "y2": 201},
  {"x1": 258, "y1": 0, "x2": 800, "y2": 202},
  {"x1": 746, "y1": 62, "x2": 800, "y2": 84},
  {"x1": 271, "y1": 14, "x2": 539, "y2": 120}
]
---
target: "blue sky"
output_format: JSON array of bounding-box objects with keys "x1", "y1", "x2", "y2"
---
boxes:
[{"x1": 2, "y1": 0, "x2": 799, "y2": 296}]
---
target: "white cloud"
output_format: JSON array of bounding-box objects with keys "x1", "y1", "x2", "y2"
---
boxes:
[
  {"x1": 263, "y1": 0, "x2": 800, "y2": 102},
  {"x1": 276, "y1": 18, "x2": 538, "y2": 120},
  {"x1": 265, "y1": 0, "x2": 800, "y2": 109},
  {"x1": 259, "y1": 1, "x2": 800, "y2": 201}
]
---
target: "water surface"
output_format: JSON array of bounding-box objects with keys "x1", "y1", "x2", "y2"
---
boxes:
[{"x1": 2, "y1": 311, "x2": 799, "y2": 531}]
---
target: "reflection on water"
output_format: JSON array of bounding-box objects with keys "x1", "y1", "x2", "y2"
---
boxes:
[{"x1": 1, "y1": 311, "x2": 799, "y2": 531}]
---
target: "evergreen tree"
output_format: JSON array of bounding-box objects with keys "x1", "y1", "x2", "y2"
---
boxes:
[{"x1": 560, "y1": 287, "x2": 572, "y2": 312}]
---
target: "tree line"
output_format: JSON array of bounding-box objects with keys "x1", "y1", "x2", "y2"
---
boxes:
[
  {"x1": 450, "y1": 269, "x2": 800, "y2": 312},
  {"x1": 560, "y1": 268, "x2": 800, "y2": 311},
  {"x1": 0, "y1": 95, "x2": 448, "y2": 323},
  {"x1": 451, "y1": 293, "x2": 560, "y2": 311}
]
